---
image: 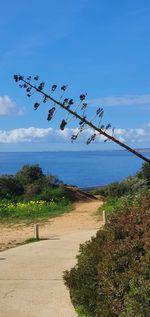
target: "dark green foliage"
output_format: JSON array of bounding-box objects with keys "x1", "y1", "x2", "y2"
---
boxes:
[
  {"x1": 137, "y1": 162, "x2": 150, "y2": 186},
  {"x1": 46, "y1": 173, "x2": 61, "y2": 186},
  {"x1": 0, "y1": 175, "x2": 24, "y2": 200},
  {"x1": 92, "y1": 182, "x2": 128, "y2": 198},
  {"x1": 23, "y1": 182, "x2": 42, "y2": 201},
  {"x1": 120, "y1": 252, "x2": 150, "y2": 317},
  {"x1": 64, "y1": 195, "x2": 150, "y2": 317},
  {"x1": 15, "y1": 164, "x2": 44, "y2": 185},
  {"x1": 0, "y1": 164, "x2": 64, "y2": 202},
  {"x1": 36, "y1": 183, "x2": 70, "y2": 203},
  {"x1": 0, "y1": 165, "x2": 72, "y2": 223}
]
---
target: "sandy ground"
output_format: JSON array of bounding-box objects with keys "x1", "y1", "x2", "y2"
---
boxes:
[
  {"x1": 0, "y1": 200, "x2": 103, "y2": 317},
  {"x1": 0, "y1": 200, "x2": 103, "y2": 252}
]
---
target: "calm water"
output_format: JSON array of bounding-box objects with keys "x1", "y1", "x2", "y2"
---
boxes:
[{"x1": 0, "y1": 151, "x2": 149, "y2": 188}]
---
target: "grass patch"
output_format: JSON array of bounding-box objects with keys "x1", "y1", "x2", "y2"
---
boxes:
[
  {"x1": 98, "y1": 192, "x2": 147, "y2": 216},
  {"x1": 24, "y1": 237, "x2": 48, "y2": 244},
  {"x1": 0, "y1": 198, "x2": 72, "y2": 224},
  {"x1": 98, "y1": 197, "x2": 125, "y2": 214}
]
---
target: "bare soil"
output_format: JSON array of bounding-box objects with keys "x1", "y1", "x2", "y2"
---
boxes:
[{"x1": 0, "y1": 200, "x2": 103, "y2": 252}]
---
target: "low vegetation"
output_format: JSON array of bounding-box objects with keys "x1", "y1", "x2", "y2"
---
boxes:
[
  {"x1": 64, "y1": 162, "x2": 150, "y2": 317},
  {"x1": 0, "y1": 198, "x2": 71, "y2": 223},
  {"x1": 0, "y1": 164, "x2": 72, "y2": 223}
]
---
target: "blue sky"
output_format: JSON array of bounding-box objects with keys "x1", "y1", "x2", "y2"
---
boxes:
[{"x1": 0, "y1": 0, "x2": 150, "y2": 151}]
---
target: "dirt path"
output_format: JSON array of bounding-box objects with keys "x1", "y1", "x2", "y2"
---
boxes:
[
  {"x1": 0, "y1": 200, "x2": 103, "y2": 317},
  {"x1": 0, "y1": 200, "x2": 103, "y2": 252}
]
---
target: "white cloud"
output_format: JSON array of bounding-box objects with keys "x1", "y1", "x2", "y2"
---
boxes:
[
  {"x1": 0, "y1": 96, "x2": 23, "y2": 116},
  {"x1": 114, "y1": 124, "x2": 150, "y2": 143},
  {"x1": 0, "y1": 123, "x2": 149, "y2": 145},
  {"x1": 0, "y1": 127, "x2": 53, "y2": 143},
  {"x1": 89, "y1": 94, "x2": 150, "y2": 107},
  {"x1": 114, "y1": 128, "x2": 126, "y2": 136},
  {"x1": 0, "y1": 126, "x2": 99, "y2": 144}
]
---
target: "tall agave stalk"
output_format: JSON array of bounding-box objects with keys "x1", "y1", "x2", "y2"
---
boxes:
[{"x1": 14, "y1": 74, "x2": 150, "y2": 164}]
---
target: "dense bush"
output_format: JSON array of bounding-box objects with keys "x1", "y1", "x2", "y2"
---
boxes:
[
  {"x1": 92, "y1": 162, "x2": 149, "y2": 199},
  {"x1": 15, "y1": 164, "x2": 44, "y2": 185},
  {"x1": 120, "y1": 253, "x2": 150, "y2": 317},
  {"x1": 0, "y1": 164, "x2": 65, "y2": 202},
  {"x1": 137, "y1": 162, "x2": 150, "y2": 186},
  {"x1": 0, "y1": 175, "x2": 24, "y2": 200},
  {"x1": 92, "y1": 175, "x2": 147, "y2": 198},
  {"x1": 64, "y1": 195, "x2": 150, "y2": 317},
  {"x1": 0, "y1": 165, "x2": 73, "y2": 223}
]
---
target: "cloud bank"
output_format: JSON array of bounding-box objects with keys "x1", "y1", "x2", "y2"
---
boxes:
[
  {"x1": 0, "y1": 123, "x2": 149, "y2": 145},
  {"x1": 89, "y1": 94, "x2": 150, "y2": 107},
  {"x1": 0, "y1": 96, "x2": 23, "y2": 116}
]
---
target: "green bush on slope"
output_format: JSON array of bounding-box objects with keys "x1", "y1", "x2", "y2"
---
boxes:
[
  {"x1": 0, "y1": 165, "x2": 73, "y2": 223},
  {"x1": 64, "y1": 193, "x2": 150, "y2": 317},
  {"x1": 92, "y1": 176, "x2": 147, "y2": 198},
  {"x1": 137, "y1": 162, "x2": 150, "y2": 186},
  {"x1": 0, "y1": 164, "x2": 68, "y2": 202},
  {"x1": 64, "y1": 163, "x2": 150, "y2": 317}
]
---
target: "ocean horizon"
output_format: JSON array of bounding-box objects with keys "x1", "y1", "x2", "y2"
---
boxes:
[{"x1": 0, "y1": 150, "x2": 149, "y2": 188}]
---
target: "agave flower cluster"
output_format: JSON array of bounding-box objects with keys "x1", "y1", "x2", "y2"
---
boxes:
[
  {"x1": 14, "y1": 74, "x2": 113, "y2": 144},
  {"x1": 13, "y1": 74, "x2": 150, "y2": 163}
]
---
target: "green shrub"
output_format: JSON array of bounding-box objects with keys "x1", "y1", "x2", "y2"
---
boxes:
[
  {"x1": 15, "y1": 164, "x2": 44, "y2": 185},
  {"x1": 92, "y1": 162, "x2": 149, "y2": 199},
  {"x1": 120, "y1": 253, "x2": 150, "y2": 317},
  {"x1": 0, "y1": 165, "x2": 73, "y2": 223},
  {"x1": 0, "y1": 175, "x2": 24, "y2": 200},
  {"x1": 99, "y1": 197, "x2": 126, "y2": 214},
  {"x1": 137, "y1": 162, "x2": 150, "y2": 186},
  {"x1": 0, "y1": 165, "x2": 68, "y2": 203},
  {"x1": 99, "y1": 190, "x2": 150, "y2": 215},
  {"x1": 64, "y1": 195, "x2": 150, "y2": 317},
  {"x1": 91, "y1": 182, "x2": 126, "y2": 197},
  {"x1": 92, "y1": 177, "x2": 147, "y2": 199},
  {"x1": 24, "y1": 183, "x2": 42, "y2": 201}
]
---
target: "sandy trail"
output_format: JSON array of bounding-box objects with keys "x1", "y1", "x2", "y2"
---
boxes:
[
  {"x1": 0, "y1": 200, "x2": 103, "y2": 317},
  {"x1": 0, "y1": 200, "x2": 103, "y2": 252}
]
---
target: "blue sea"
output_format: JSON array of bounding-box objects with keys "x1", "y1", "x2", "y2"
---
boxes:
[{"x1": 0, "y1": 151, "x2": 149, "y2": 188}]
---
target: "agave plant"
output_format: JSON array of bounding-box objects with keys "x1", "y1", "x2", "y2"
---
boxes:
[{"x1": 13, "y1": 74, "x2": 150, "y2": 163}]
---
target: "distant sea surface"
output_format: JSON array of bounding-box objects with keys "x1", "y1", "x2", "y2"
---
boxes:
[{"x1": 0, "y1": 151, "x2": 149, "y2": 188}]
